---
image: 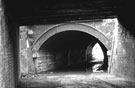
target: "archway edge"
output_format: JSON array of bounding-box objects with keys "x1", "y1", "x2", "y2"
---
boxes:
[{"x1": 32, "y1": 23, "x2": 111, "y2": 52}]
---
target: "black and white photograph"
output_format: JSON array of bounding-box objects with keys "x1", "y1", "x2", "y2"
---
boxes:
[{"x1": 0, "y1": 0, "x2": 135, "y2": 88}]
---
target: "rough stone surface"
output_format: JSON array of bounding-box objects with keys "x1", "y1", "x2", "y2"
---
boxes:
[
  {"x1": 0, "y1": 4, "x2": 15, "y2": 88},
  {"x1": 111, "y1": 25, "x2": 135, "y2": 81},
  {"x1": 19, "y1": 73, "x2": 135, "y2": 88}
]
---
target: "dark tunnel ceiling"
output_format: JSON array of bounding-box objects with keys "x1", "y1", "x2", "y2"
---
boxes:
[
  {"x1": 4, "y1": 0, "x2": 122, "y2": 25},
  {"x1": 40, "y1": 31, "x2": 99, "y2": 51}
]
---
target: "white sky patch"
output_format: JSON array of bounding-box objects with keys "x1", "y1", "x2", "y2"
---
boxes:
[{"x1": 92, "y1": 43, "x2": 104, "y2": 61}]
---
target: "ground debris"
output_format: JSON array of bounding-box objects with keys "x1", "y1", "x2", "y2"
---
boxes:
[{"x1": 20, "y1": 73, "x2": 135, "y2": 88}]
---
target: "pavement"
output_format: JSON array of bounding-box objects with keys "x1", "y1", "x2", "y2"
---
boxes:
[{"x1": 19, "y1": 72, "x2": 135, "y2": 88}]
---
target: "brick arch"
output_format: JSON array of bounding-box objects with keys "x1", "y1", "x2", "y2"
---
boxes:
[{"x1": 32, "y1": 23, "x2": 110, "y2": 52}]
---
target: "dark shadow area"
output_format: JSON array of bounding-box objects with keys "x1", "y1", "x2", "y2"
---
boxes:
[
  {"x1": 118, "y1": 0, "x2": 135, "y2": 36},
  {"x1": 35, "y1": 31, "x2": 108, "y2": 73},
  {"x1": 4, "y1": 0, "x2": 121, "y2": 25}
]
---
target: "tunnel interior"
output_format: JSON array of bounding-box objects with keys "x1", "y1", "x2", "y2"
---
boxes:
[{"x1": 35, "y1": 30, "x2": 108, "y2": 74}]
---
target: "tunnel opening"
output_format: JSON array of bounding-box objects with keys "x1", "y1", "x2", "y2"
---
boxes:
[{"x1": 34, "y1": 30, "x2": 108, "y2": 74}]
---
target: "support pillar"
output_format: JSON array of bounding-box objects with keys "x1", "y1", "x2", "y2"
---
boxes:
[{"x1": 0, "y1": 0, "x2": 15, "y2": 88}]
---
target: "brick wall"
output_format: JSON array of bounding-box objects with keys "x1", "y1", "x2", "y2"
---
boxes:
[{"x1": 34, "y1": 50, "x2": 55, "y2": 73}]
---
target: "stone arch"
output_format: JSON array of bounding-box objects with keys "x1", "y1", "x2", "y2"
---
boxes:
[{"x1": 32, "y1": 23, "x2": 110, "y2": 52}]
